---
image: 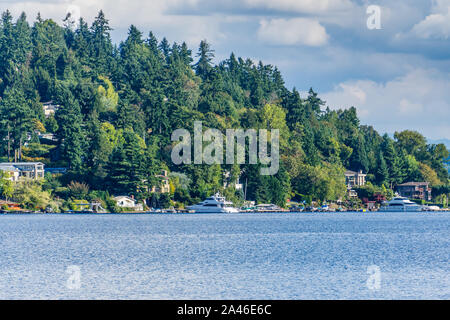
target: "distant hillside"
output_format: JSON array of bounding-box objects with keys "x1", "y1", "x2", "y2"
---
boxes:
[{"x1": 0, "y1": 10, "x2": 448, "y2": 208}]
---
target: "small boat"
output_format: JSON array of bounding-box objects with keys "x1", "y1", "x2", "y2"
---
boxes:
[
  {"x1": 186, "y1": 193, "x2": 239, "y2": 213},
  {"x1": 240, "y1": 206, "x2": 257, "y2": 213},
  {"x1": 63, "y1": 209, "x2": 95, "y2": 214},
  {"x1": 162, "y1": 207, "x2": 177, "y2": 214},
  {"x1": 255, "y1": 204, "x2": 285, "y2": 212},
  {"x1": 422, "y1": 205, "x2": 441, "y2": 211},
  {"x1": 289, "y1": 205, "x2": 304, "y2": 212},
  {"x1": 381, "y1": 197, "x2": 423, "y2": 212}
]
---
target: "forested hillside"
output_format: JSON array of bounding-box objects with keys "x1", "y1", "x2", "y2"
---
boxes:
[{"x1": 0, "y1": 10, "x2": 449, "y2": 209}]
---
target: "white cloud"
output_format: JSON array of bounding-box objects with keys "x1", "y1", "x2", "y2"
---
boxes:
[
  {"x1": 0, "y1": 0, "x2": 225, "y2": 46},
  {"x1": 322, "y1": 69, "x2": 450, "y2": 139},
  {"x1": 257, "y1": 18, "x2": 329, "y2": 46},
  {"x1": 411, "y1": 13, "x2": 450, "y2": 39},
  {"x1": 244, "y1": 0, "x2": 353, "y2": 14},
  {"x1": 410, "y1": 0, "x2": 450, "y2": 39}
]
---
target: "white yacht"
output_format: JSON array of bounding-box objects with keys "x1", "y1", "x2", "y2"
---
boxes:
[
  {"x1": 187, "y1": 193, "x2": 240, "y2": 213},
  {"x1": 382, "y1": 197, "x2": 423, "y2": 212}
]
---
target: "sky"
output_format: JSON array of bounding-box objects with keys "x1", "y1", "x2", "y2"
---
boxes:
[{"x1": 1, "y1": 0, "x2": 449, "y2": 140}]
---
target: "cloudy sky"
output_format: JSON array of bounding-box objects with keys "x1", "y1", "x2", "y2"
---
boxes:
[{"x1": 1, "y1": 0, "x2": 449, "y2": 140}]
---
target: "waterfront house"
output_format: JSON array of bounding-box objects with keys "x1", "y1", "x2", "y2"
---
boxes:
[
  {"x1": 150, "y1": 170, "x2": 171, "y2": 194},
  {"x1": 0, "y1": 162, "x2": 45, "y2": 180},
  {"x1": 0, "y1": 164, "x2": 20, "y2": 182},
  {"x1": 344, "y1": 170, "x2": 367, "y2": 189},
  {"x1": 396, "y1": 182, "x2": 432, "y2": 201},
  {"x1": 114, "y1": 196, "x2": 143, "y2": 211}
]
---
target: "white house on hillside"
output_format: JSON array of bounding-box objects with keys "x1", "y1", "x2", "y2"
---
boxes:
[
  {"x1": 0, "y1": 164, "x2": 20, "y2": 182},
  {"x1": 344, "y1": 170, "x2": 367, "y2": 189},
  {"x1": 114, "y1": 196, "x2": 143, "y2": 211},
  {"x1": 0, "y1": 162, "x2": 45, "y2": 180},
  {"x1": 42, "y1": 101, "x2": 60, "y2": 118}
]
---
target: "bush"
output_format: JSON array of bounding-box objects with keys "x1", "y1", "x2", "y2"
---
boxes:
[
  {"x1": 67, "y1": 181, "x2": 90, "y2": 199},
  {"x1": 13, "y1": 181, "x2": 51, "y2": 210}
]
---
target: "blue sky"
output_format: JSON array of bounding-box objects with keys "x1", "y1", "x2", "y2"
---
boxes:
[{"x1": 1, "y1": 0, "x2": 449, "y2": 140}]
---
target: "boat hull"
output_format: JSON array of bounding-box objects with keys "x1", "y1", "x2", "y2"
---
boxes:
[
  {"x1": 383, "y1": 206, "x2": 423, "y2": 212},
  {"x1": 186, "y1": 206, "x2": 239, "y2": 213}
]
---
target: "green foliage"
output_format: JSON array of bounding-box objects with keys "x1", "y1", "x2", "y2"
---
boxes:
[
  {"x1": 195, "y1": 40, "x2": 214, "y2": 79},
  {"x1": 106, "y1": 129, "x2": 146, "y2": 195},
  {"x1": 67, "y1": 181, "x2": 90, "y2": 199},
  {"x1": 54, "y1": 88, "x2": 85, "y2": 171},
  {"x1": 394, "y1": 130, "x2": 427, "y2": 158},
  {"x1": 97, "y1": 76, "x2": 118, "y2": 112},
  {"x1": 354, "y1": 182, "x2": 392, "y2": 201},
  {"x1": 0, "y1": 170, "x2": 14, "y2": 200},
  {"x1": 22, "y1": 143, "x2": 56, "y2": 159},
  {"x1": 419, "y1": 163, "x2": 441, "y2": 186},
  {"x1": 0, "y1": 10, "x2": 447, "y2": 209},
  {"x1": 0, "y1": 85, "x2": 34, "y2": 159},
  {"x1": 13, "y1": 180, "x2": 51, "y2": 209}
]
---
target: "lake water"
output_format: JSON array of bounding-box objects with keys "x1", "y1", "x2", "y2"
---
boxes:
[{"x1": 0, "y1": 212, "x2": 448, "y2": 299}]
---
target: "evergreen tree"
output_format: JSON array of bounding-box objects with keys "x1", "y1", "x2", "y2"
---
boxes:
[
  {"x1": 0, "y1": 85, "x2": 33, "y2": 160},
  {"x1": 284, "y1": 88, "x2": 304, "y2": 129},
  {"x1": 195, "y1": 40, "x2": 214, "y2": 79},
  {"x1": 158, "y1": 37, "x2": 170, "y2": 61},
  {"x1": 54, "y1": 88, "x2": 85, "y2": 171},
  {"x1": 107, "y1": 129, "x2": 145, "y2": 195},
  {"x1": 376, "y1": 151, "x2": 389, "y2": 186},
  {"x1": 89, "y1": 10, "x2": 113, "y2": 75},
  {"x1": 0, "y1": 10, "x2": 18, "y2": 87},
  {"x1": 0, "y1": 10, "x2": 447, "y2": 207}
]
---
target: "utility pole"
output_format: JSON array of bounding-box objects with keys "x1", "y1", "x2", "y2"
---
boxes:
[
  {"x1": 244, "y1": 178, "x2": 248, "y2": 202},
  {"x1": 7, "y1": 129, "x2": 10, "y2": 162}
]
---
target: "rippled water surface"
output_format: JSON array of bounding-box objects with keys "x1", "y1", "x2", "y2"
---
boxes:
[{"x1": 0, "y1": 212, "x2": 448, "y2": 299}]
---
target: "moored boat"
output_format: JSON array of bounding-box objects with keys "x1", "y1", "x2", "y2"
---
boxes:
[
  {"x1": 381, "y1": 197, "x2": 423, "y2": 212},
  {"x1": 186, "y1": 193, "x2": 239, "y2": 213}
]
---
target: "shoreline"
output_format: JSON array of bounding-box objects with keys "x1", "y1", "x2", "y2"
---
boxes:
[{"x1": 1, "y1": 209, "x2": 449, "y2": 215}]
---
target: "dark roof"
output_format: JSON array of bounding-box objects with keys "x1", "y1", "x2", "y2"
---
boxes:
[{"x1": 397, "y1": 182, "x2": 429, "y2": 186}]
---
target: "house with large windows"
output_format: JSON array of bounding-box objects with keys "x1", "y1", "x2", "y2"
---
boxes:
[
  {"x1": 344, "y1": 170, "x2": 367, "y2": 189},
  {"x1": 344, "y1": 169, "x2": 367, "y2": 198},
  {"x1": 0, "y1": 164, "x2": 20, "y2": 182},
  {"x1": 150, "y1": 170, "x2": 170, "y2": 194},
  {"x1": 396, "y1": 182, "x2": 432, "y2": 201},
  {"x1": 114, "y1": 195, "x2": 143, "y2": 211},
  {"x1": 0, "y1": 162, "x2": 45, "y2": 180}
]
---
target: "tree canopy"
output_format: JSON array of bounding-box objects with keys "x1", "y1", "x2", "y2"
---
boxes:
[{"x1": 0, "y1": 10, "x2": 448, "y2": 208}]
